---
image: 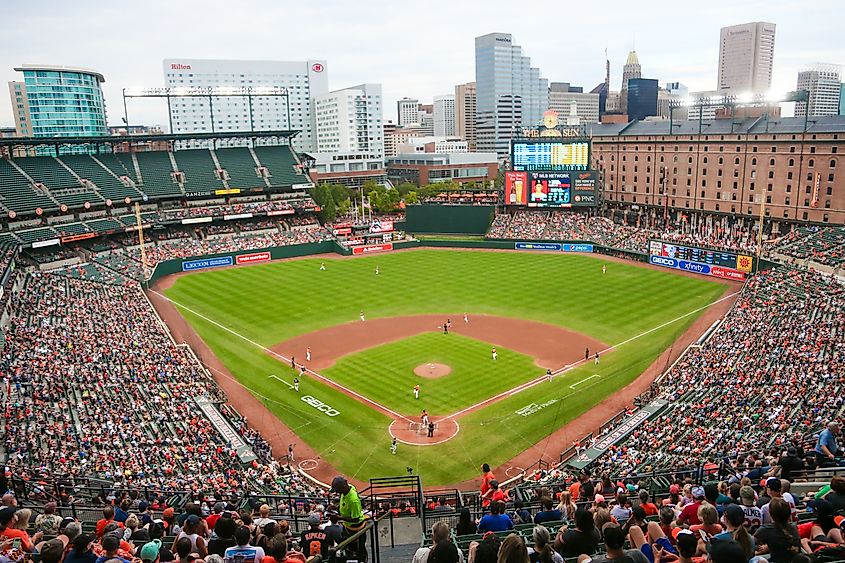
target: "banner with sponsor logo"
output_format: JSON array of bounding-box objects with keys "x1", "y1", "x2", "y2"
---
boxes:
[
  {"x1": 60, "y1": 232, "x2": 96, "y2": 243},
  {"x1": 648, "y1": 240, "x2": 750, "y2": 280},
  {"x1": 32, "y1": 238, "x2": 60, "y2": 248},
  {"x1": 182, "y1": 217, "x2": 213, "y2": 225},
  {"x1": 195, "y1": 396, "x2": 258, "y2": 463},
  {"x1": 333, "y1": 227, "x2": 352, "y2": 236},
  {"x1": 515, "y1": 242, "x2": 561, "y2": 251},
  {"x1": 267, "y1": 209, "x2": 295, "y2": 216},
  {"x1": 562, "y1": 243, "x2": 594, "y2": 253},
  {"x1": 224, "y1": 213, "x2": 253, "y2": 221},
  {"x1": 352, "y1": 242, "x2": 394, "y2": 255},
  {"x1": 235, "y1": 251, "x2": 271, "y2": 265},
  {"x1": 369, "y1": 220, "x2": 394, "y2": 234},
  {"x1": 567, "y1": 399, "x2": 668, "y2": 470},
  {"x1": 572, "y1": 171, "x2": 598, "y2": 206},
  {"x1": 182, "y1": 256, "x2": 234, "y2": 272},
  {"x1": 649, "y1": 255, "x2": 747, "y2": 280}
]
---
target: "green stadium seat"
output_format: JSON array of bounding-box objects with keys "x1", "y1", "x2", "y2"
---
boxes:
[
  {"x1": 134, "y1": 152, "x2": 182, "y2": 198},
  {"x1": 0, "y1": 158, "x2": 57, "y2": 214},
  {"x1": 13, "y1": 156, "x2": 105, "y2": 209},
  {"x1": 215, "y1": 148, "x2": 265, "y2": 190},
  {"x1": 172, "y1": 149, "x2": 225, "y2": 194},
  {"x1": 253, "y1": 145, "x2": 309, "y2": 188},
  {"x1": 59, "y1": 155, "x2": 143, "y2": 202}
]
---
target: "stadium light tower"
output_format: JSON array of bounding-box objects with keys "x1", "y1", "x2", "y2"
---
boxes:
[{"x1": 668, "y1": 90, "x2": 810, "y2": 135}]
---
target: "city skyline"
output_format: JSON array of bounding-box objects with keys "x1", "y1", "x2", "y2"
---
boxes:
[{"x1": 1, "y1": 0, "x2": 844, "y2": 130}]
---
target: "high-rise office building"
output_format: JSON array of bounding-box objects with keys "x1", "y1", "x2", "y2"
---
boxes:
[
  {"x1": 626, "y1": 78, "x2": 659, "y2": 121},
  {"x1": 9, "y1": 64, "x2": 107, "y2": 138},
  {"x1": 397, "y1": 97, "x2": 420, "y2": 126},
  {"x1": 455, "y1": 82, "x2": 477, "y2": 150},
  {"x1": 163, "y1": 58, "x2": 328, "y2": 152},
  {"x1": 548, "y1": 83, "x2": 600, "y2": 123},
  {"x1": 717, "y1": 22, "x2": 776, "y2": 94},
  {"x1": 475, "y1": 32, "x2": 549, "y2": 157},
  {"x1": 314, "y1": 83, "x2": 383, "y2": 159},
  {"x1": 840, "y1": 84, "x2": 845, "y2": 116},
  {"x1": 620, "y1": 51, "x2": 642, "y2": 115},
  {"x1": 433, "y1": 95, "x2": 456, "y2": 137},
  {"x1": 795, "y1": 64, "x2": 842, "y2": 117}
]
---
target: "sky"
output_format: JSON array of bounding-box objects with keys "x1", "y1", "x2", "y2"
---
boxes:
[{"x1": 1, "y1": 0, "x2": 844, "y2": 130}]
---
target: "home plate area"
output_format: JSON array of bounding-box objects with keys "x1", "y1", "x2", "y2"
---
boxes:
[{"x1": 388, "y1": 418, "x2": 461, "y2": 446}]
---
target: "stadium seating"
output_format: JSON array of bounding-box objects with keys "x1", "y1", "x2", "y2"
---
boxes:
[
  {"x1": 214, "y1": 147, "x2": 265, "y2": 189},
  {"x1": 0, "y1": 158, "x2": 58, "y2": 213},
  {"x1": 58, "y1": 155, "x2": 141, "y2": 203},
  {"x1": 171, "y1": 149, "x2": 226, "y2": 192},
  {"x1": 133, "y1": 151, "x2": 183, "y2": 198},
  {"x1": 253, "y1": 145, "x2": 308, "y2": 187},
  {"x1": 12, "y1": 156, "x2": 105, "y2": 209}
]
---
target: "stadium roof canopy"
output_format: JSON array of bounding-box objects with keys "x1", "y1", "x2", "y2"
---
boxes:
[
  {"x1": 587, "y1": 115, "x2": 845, "y2": 137},
  {"x1": 0, "y1": 130, "x2": 300, "y2": 149}
]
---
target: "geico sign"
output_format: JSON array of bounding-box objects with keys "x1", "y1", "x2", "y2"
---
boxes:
[
  {"x1": 301, "y1": 395, "x2": 340, "y2": 417},
  {"x1": 649, "y1": 255, "x2": 677, "y2": 268}
]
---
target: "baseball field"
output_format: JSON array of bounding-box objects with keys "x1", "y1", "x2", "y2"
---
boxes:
[{"x1": 160, "y1": 249, "x2": 731, "y2": 486}]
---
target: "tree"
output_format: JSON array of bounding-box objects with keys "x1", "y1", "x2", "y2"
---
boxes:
[
  {"x1": 395, "y1": 181, "x2": 417, "y2": 197},
  {"x1": 405, "y1": 191, "x2": 419, "y2": 204},
  {"x1": 320, "y1": 194, "x2": 337, "y2": 223}
]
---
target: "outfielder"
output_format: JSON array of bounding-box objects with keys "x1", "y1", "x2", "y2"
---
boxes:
[
  {"x1": 320, "y1": 262, "x2": 326, "y2": 271},
  {"x1": 413, "y1": 384, "x2": 420, "y2": 400},
  {"x1": 491, "y1": 347, "x2": 497, "y2": 361},
  {"x1": 360, "y1": 311, "x2": 366, "y2": 322}
]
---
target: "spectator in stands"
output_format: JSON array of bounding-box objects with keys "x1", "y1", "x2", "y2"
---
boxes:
[
  {"x1": 511, "y1": 501, "x2": 532, "y2": 525},
  {"x1": 323, "y1": 511, "x2": 343, "y2": 545},
  {"x1": 534, "y1": 498, "x2": 562, "y2": 525},
  {"x1": 412, "y1": 522, "x2": 463, "y2": 563},
  {"x1": 760, "y1": 478, "x2": 795, "y2": 525},
  {"x1": 254, "y1": 506, "x2": 274, "y2": 530},
  {"x1": 753, "y1": 499, "x2": 800, "y2": 563},
  {"x1": 299, "y1": 513, "x2": 333, "y2": 560},
  {"x1": 621, "y1": 507, "x2": 648, "y2": 537},
  {"x1": 208, "y1": 517, "x2": 238, "y2": 557},
  {"x1": 224, "y1": 526, "x2": 265, "y2": 563},
  {"x1": 174, "y1": 538, "x2": 196, "y2": 563},
  {"x1": 609, "y1": 494, "x2": 632, "y2": 522},
  {"x1": 799, "y1": 499, "x2": 843, "y2": 553},
  {"x1": 484, "y1": 481, "x2": 509, "y2": 505},
  {"x1": 691, "y1": 505, "x2": 723, "y2": 537},
  {"x1": 457, "y1": 508, "x2": 477, "y2": 536},
  {"x1": 638, "y1": 492, "x2": 658, "y2": 517},
  {"x1": 12, "y1": 509, "x2": 31, "y2": 534},
  {"x1": 0, "y1": 506, "x2": 39, "y2": 551},
  {"x1": 1, "y1": 494, "x2": 16, "y2": 508},
  {"x1": 479, "y1": 502, "x2": 513, "y2": 533},
  {"x1": 95, "y1": 535, "x2": 129, "y2": 563},
  {"x1": 481, "y1": 465, "x2": 496, "y2": 503},
  {"x1": 95, "y1": 506, "x2": 123, "y2": 538},
  {"x1": 174, "y1": 515, "x2": 207, "y2": 559},
  {"x1": 66, "y1": 533, "x2": 97, "y2": 563},
  {"x1": 815, "y1": 422, "x2": 841, "y2": 467},
  {"x1": 497, "y1": 534, "x2": 529, "y2": 563},
  {"x1": 556, "y1": 507, "x2": 600, "y2": 558},
  {"x1": 140, "y1": 539, "x2": 163, "y2": 563},
  {"x1": 527, "y1": 526, "x2": 562, "y2": 563},
  {"x1": 36, "y1": 502, "x2": 62, "y2": 534},
  {"x1": 40, "y1": 537, "x2": 69, "y2": 563},
  {"x1": 430, "y1": 539, "x2": 461, "y2": 563},
  {"x1": 678, "y1": 487, "x2": 705, "y2": 526},
  {"x1": 578, "y1": 523, "x2": 648, "y2": 563},
  {"x1": 775, "y1": 447, "x2": 805, "y2": 482},
  {"x1": 713, "y1": 505, "x2": 755, "y2": 562},
  {"x1": 261, "y1": 536, "x2": 287, "y2": 563},
  {"x1": 556, "y1": 493, "x2": 578, "y2": 522}
]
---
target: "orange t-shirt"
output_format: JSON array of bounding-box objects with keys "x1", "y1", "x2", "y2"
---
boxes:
[
  {"x1": 481, "y1": 472, "x2": 495, "y2": 496},
  {"x1": 641, "y1": 502, "x2": 659, "y2": 516},
  {"x1": 569, "y1": 481, "x2": 582, "y2": 501},
  {"x1": 0, "y1": 528, "x2": 33, "y2": 551}
]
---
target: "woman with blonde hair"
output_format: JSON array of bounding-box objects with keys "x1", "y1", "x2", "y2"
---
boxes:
[
  {"x1": 527, "y1": 526, "x2": 562, "y2": 563},
  {"x1": 498, "y1": 534, "x2": 529, "y2": 563},
  {"x1": 592, "y1": 508, "x2": 612, "y2": 538},
  {"x1": 556, "y1": 492, "x2": 577, "y2": 522},
  {"x1": 12, "y1": 509, "x2": 31, "y2": 531},
  {"x1": 690, "y1": 504, "x2": 723, "y2": 536}
]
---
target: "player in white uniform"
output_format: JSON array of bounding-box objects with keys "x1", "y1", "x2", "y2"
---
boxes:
[
  {"x1": 320, "y1": 262, "x2": 326, "y2": 271},
  {"x1": 464, "y1": 313, "x2": 469, "y2": 323},
  {"x1": 306, "y1": 347, "x2": 312, "y2": 362},
  {"x1": 491, "y1": 347, "x2": 497, "y2": 360},
  {"x1": 413, "y1": 384, "x2": 420, "y2": 400},
  {"x1": 293, "y1": 377, "x2": 300, "y2": 392},
  {"x1": 360, "y1": 311, "x2": 365, "y2": 322},
  {"x1": 602, "y1": 265, "x2": 607, "y2": 274},
  {"x1": 391, "y1": 437, "x2": 397, "y2": 455},
  {"x1": 375, "y1": 266, "x2": 380, "y2": 275}
]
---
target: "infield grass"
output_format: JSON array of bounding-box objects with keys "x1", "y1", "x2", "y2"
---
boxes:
[{"x1": 164, "y1": 249, "x2": 729, "y2": 485}]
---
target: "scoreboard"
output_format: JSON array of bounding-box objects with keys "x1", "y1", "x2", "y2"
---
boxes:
[
  {"x1": 648, "y1": 240, "x2": 754, "y2": 281},
  {"x1": 505, "y1": 171, "x2": 597, "y2": 208},
  {"x1": 511, "y1": 140, "x2": 590, "y2": 172}
]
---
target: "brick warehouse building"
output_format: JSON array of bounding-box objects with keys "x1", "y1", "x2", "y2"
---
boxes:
[{"x1": 589, "y1": 115, "x2": 845, "y2": 230}]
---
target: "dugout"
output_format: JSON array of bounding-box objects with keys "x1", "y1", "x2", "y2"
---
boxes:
[{"x1": 404, "y1": 205, "x2": 495, "y2": 235}]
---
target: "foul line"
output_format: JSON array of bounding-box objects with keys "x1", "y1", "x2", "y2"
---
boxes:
[
  {"x1": 269, "y1": 374, "x2": 294, "y2": 389},
  {"x1": 570, "y1": 374, "x2": 600, "y2": 389},
  {"x1": 441, "y1": 289, "x2": 740, "y2": 420},
  {"x1": 150, "y1": 290, "x2": 415, "y2": 424}
]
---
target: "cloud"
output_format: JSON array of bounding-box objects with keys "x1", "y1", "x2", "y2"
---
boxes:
[{"x1": 1, "y1": 0, "x2": 842, "y2": 129}]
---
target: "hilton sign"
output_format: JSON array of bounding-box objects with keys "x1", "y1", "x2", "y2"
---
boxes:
[{"x1": 170, "y1": 63, "x2": 192, "y2": 70}]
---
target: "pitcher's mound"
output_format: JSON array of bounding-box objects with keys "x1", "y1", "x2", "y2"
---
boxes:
[{"x1": 414, "y1": 363, "x2": 451, "y2": 378}]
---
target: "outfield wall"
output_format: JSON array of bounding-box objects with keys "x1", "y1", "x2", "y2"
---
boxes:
[{"x1": 404, "y1": 205, "x2": 495, "y2": 235}]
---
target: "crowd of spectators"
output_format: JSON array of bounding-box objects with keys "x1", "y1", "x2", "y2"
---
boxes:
[
  {"x1": 158, "y1": 200, "x2": 296, "y2": 221},
  {"x1": 584, "y1": 267, "x2": 845, "y2": 476},
  {"x1": 486, "y1": 212, "x2": 760, "y2": 255},
  {"x1": 773, "y1": 226, "x2": 845, "y2": 268},
  {"x1": 0, "y1": 272, "x2": 320, "y2": 498}
]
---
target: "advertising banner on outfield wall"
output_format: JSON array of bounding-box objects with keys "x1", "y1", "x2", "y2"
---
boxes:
[
  {"x1": 515, "y1": 242, "x2": 561, "y2": 251},
  {"x1": 568, "y1": 399, "x2": 668, "y2": 470},
  {"x1": 352, "y1": 243, "x2": 394, "y2": 255},
  {"x1": 182, "y1": 256, "x2": 234, "y2": 271},
  {"x1": 235, "y1": 251, "x2": 271, "y2": 265},
  {"x1": 562, "y1": 244, "x2": 594, "y2": 252}
]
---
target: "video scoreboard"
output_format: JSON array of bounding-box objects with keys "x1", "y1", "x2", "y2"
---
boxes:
[
  {"x1": 511, "y1": 140, "x2": 590, "y2": 172},
  {"x1": 648, "y1": 240, "x2": 754, "y2": 281}
]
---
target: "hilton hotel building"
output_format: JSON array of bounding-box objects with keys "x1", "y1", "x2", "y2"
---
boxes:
[{"x1": 163, "y1": 58, "x2": 328, "y2": 152}]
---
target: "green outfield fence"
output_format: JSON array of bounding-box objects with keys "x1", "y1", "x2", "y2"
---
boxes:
[{"x1": 404, "y1": 204, "x2": 496, "y2": 234}]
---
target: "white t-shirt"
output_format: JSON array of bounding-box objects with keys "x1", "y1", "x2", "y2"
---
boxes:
[{"x1": 224, "y1": 545, "x2": 265, "y2": 563}]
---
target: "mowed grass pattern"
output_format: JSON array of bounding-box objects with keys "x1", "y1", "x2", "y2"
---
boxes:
[
  {"x1": 323, "y1": 332, "x2": 545, "y2": 416},
  {"x1": 165, "y1": 249, "x2": 729, "y2": 484}
]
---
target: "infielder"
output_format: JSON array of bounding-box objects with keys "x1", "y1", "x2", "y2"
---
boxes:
[
  {"x1": 360, "y1": 311, "x2": 366, "y2": 322},
  {"x1": 391, "y1": 437, "x2": 397, "y2": 455},
  {"x1": 413, "y1": 384, "x2": 420, "y2": 400},
  {"x1": 306, "y1": 347, "x2": 312, "y2": 362},
  {"x1": 293, "y1": 377, "x2": 300, "y2": 392},
  {"x1": 547, "y1": 368, "x2": 553, "y2": 383},
  {"x1": 464, "y1": 313, "x2": 469, "y2": 323},
  {"x1": 595, "y1": 352, "x2": 600, "y2": 365}
]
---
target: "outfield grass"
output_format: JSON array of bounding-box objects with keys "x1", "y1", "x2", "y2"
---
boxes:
[
  {"x1": 165, "y1": 249, "x2": 728, "y2": 484},
  {"x1": 323, "y1": 332, "x2": 545, "y2": 416}
]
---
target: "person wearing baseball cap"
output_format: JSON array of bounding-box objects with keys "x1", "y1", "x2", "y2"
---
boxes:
[
  {"x1": 40, "y1": 537, "x2": 69, "y2": 563},
  {"x1": 760, "y1": 478, "x2": 796, "y2": 525},
  {"x1": 0, "y1": 506, "x2": 38, "y2": 551},
  {"x1": 139, "y1": 539, "x2": 162, "y2": 563},
  {"x1": 300, "y1": 513, "x2": 333, "y2": 558},
  {"x1": 678, "y1": 487, "x2": 706, "y2": 526},
  {"x1": 331, "y1": 476, "x2": 367, "y2": 561}
]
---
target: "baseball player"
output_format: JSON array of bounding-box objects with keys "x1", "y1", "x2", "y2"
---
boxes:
[
  {"x1": 306, "y1": 347, "x2": 312, "y2": 362},
  {"x1": 320, "y1": 262, "x2": 326, "y2": 271},
  {"x1": 360, "y1": 311, "x2": 365, "y2": 322},
  {"x1": 602, "y1": 264, "x2": 607, "y2": 274},
  {"x1": 421, "y1": 410, "x2": 429, "y2": 428},
  {"x1": 585, "y1": 347, "x2": 590, "y2": 361},
  {"x1": 547, "y1": 368, "x2": 553, "y2": 383},
  {"x1": 290, "y1": 356, "x2": 296, "y2": 369},
  {"x1": 293, "y1": 377, "x2": 300, "y2": 392},
  {"x1": 413, "y1": 384, "x2": 420, "y2": 400},
  {"x1": 391, "y1": 437, "x2": 397, "y2": 455},
  {"x1": 464, "y1": 312, "x2": 469, "y2": 323},
  {"x1": 595, "y1": 352, "x2": 600, "y2": 365},
  {"x1": 491, "y1": 347, "x2": 497, "y2": 361},
  {"x1": 299, "y1": 365, "x2": 306, "y2": 377},
  {"x1": 375, "y1": 265, "x2": 380, "y2": 275}
]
